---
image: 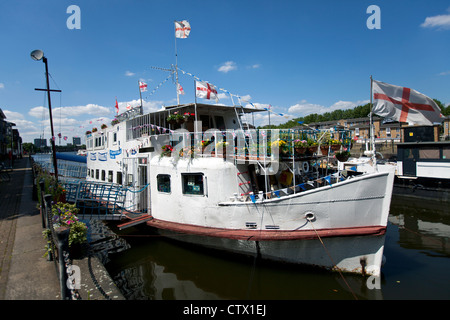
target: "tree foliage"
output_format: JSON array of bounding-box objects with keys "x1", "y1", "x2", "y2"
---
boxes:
[{"x1": 259, "y1": 99, "x2": 448, "y2": 129}]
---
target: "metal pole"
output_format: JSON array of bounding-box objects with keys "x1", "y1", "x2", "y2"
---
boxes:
[
  {"x1": 174, "y1": 22, "x2": 180, "y2": 105},
  {"x1": 43, "y1": 57, "x2": 59, "y2": 182}
]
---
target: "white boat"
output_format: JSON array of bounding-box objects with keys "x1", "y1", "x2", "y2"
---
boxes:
[{"x1": 84, "y1": 101, "x2": 395, "y2": 277}]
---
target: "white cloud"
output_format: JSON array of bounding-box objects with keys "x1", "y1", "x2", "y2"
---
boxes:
[
  {"x1": 438, "y1": 70, "x2": 450, "y2": 76},
  {"x1": 421, "y1": 9, "x2": 450, "y2": 29},
  {"x1": 218, "y1": 61, "x2": 237, "y2": 73},
  {"x1": 29, "y1": 104, "x2": 111, "y2": 119},
  {"x1": 247, "y1": 64, "x2": 260, "y2": 69},
  {"x1": 0, "y1": 83, "x2": 4, "y2": 89},
  {"x1": 3, "y1": 110, "x2": 24, "y2": 120},
  {"x1": 288, "y1": 99, "x2": 369, "y2": 117},
  {"x1": 288, "y1": 100, "x2": 326, "y2": 115},
  {"x1": 125, "y1": 70, "x2": 135, "y2": 76}
]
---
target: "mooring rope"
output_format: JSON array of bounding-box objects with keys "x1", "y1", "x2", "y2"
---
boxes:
[{"x1": 307, "y1": 219, "x2": 358, "y2": 300}]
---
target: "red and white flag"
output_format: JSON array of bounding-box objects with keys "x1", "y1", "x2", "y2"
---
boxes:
[
  {"x1": 196, "y1": 81, "x2": 219, "y2": 102},
  {"x1": 139, "y1": 81, "x2": 147, "y2": 92},
  {"x1": 177, "y1": 83, "x2": 185, "y2": 95},
  {"x1": 115, "y1": 98, "x2": 119, "y2": 114},
  {"x1": 372, "y1": 80, "x2": 443, "y2": 126},
  {"x1": 175, "y1": 20, "x2": 191, "y2": 39}
]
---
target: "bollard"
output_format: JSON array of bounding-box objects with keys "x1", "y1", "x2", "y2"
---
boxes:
[{"x1": 55, "y1": 226, "x2": 71, "y2": 300}]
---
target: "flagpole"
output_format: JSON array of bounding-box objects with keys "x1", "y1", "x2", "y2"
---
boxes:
[
  {"x1": 174, "y1": 21, "x2": 180, "y2": 106},
  {"x1": 138, "y1": 81, "x2": 144, "y2": 109},
  {"x1": 194, "y1": 79, "x2": 198, "y2": 132},
  {"x1": 370, "y1": 75, "x2": 377, "y2": 167}
]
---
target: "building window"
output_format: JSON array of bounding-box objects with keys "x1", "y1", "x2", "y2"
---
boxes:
[
  {"x1": 355, "y1": 128, "x2": 360, "y2": 136},
  {"x1": 182, "y1": 173, "x2": 204, "y2": 196},
  {"x1": 157, "y1": 174, "x2": 171, "y2": 193},
  {"x1": 386, "y1": 127, "x2": 391, "y2": 137}
]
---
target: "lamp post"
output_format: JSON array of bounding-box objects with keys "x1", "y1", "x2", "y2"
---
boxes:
[{"x1": 31, "y1": 50, "x2": 61, "y2": 182}]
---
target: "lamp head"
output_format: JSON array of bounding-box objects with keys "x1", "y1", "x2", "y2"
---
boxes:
[{"x1": 30, "y1": 50, "x2": 44, "y2": 61}]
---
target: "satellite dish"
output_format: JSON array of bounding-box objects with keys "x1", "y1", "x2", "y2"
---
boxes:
[{"x1": 30, "y1": 50, "x2": 44, "y2": 61}]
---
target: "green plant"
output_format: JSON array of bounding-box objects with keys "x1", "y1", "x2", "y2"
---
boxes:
[
  {"x1": 51, "y1": 202, "x2": 87, "y2": 246},
  {"x1": 294, "y1": 139, "x2": 307, "y2": 148}
]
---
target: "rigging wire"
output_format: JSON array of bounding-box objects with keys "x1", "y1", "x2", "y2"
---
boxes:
[{"x1": 307, "y1": 219, "x2": 359, "y2": 300}]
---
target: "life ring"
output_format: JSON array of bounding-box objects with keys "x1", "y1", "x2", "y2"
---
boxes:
[{"x1": 302, "y1": 161, "x2": 310, "y2": 173}]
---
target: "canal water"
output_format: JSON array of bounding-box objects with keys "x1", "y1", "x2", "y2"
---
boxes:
[{"x1": 99, "y1": 194, "x2": 450, "y2": 300}]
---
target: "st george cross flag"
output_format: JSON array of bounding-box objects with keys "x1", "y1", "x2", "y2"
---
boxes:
[
  {"x1": 139, "y1": 81, "x2": 147, "y2": 92},
  {"x1": 175, "y1": 20, "x2": 191, "y2": 39},
  {"x1": 177, "y1": 83, "x2": 185, "y2": 95},
  {"x1": 196, "y1": 81, "x2": 219, "y2": 102},
  {"x1": 372, "y1": 80, "x2": 443, "y2": 126},
  {"x1": 115, "y1": 98, "x2": 119, "y2": 114}
]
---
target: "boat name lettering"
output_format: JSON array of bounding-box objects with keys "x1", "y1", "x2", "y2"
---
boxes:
[
  {"x1": 110, "y1": 148, "x2": 122, "y2": 159},
  {"x1": 98, "y1": 152, "x2": 107, "y2": 161},
  {"x1": 90, "y1": 152, "x2": 96, "y2": 161}
]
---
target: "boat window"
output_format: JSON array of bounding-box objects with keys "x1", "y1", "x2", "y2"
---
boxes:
[
  {"x1": 419, "y1": 147, "x2": 439, "y2": 159},
  {"x1": 126, "y1": 174, "x2": 133, "y2": 187},
  {"x1": 214, "y1": 116, "x2": 225, "y2": 130},
  {"x1": 108, "y1": 170, "x2": 113, "y2": 183},
  {"x1": 95, "y1": 169, "x2": 99, "y2": 180},
  {"x1": 182, "y1": 173, "x2": 204, "y2": 196},
  {"x1": 101, "y1": 170, "x2": 106, "y2": 181},
  {"x1": 199, "y1": 115, "x2": 211, "y2": 130},
  {"x1": 157, "y1": 174, "x2": 171, "y2": 193},
  {"x1": 117, "y1": 172, "x2": 123, "y2": 185}
]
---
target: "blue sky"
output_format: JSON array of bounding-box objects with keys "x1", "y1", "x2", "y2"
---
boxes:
[{"x1": 0, "y1": 0, "x2": 449, "y2": 144}]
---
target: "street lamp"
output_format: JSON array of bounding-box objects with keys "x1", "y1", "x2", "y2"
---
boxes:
[{"x1": 31, "y1": 49, "x2": 60, "y2": 181}]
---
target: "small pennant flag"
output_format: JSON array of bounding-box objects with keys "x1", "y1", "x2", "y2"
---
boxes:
[{"x1": 177, "y1": 83, "x2": 185, "y2": 95}]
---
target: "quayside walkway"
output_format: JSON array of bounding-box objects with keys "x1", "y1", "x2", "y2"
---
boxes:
[{"x1": 0, "y1": 156, "x2": 123, "y2": 300}]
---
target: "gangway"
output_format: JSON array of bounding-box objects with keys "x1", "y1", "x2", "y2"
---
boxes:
[{"x1": 62, "y1": 180, "x2": 152, "y2": 228}]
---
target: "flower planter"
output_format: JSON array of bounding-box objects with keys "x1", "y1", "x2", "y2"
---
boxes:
[
  {"x1": 336, "y1": 153, "x2": 350, "y2": 162},
  {"x1": 331, "y1": 144, "x2": 341, "y2": 151},
  {"x1": 307, "y1": 146, "x2": 318, "y2": 154},
  {"x1": 295, "y1": 147, "x2": 306, "y2": 155},
  {"x1": 320, "y1": 146, "x2": 329, "y2": 156}
]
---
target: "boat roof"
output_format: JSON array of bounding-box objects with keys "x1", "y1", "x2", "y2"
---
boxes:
[{"x1": 162, "y1": 103, "x2": 267, "y2": 114}]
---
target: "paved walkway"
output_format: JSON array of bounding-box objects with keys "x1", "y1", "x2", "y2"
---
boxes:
[
  {"x1": 0, "y1": 157, "x2": 60, "y2": 299},
  {"x1": 0, "y1": 156, "x2": 124, "y2": 300}
]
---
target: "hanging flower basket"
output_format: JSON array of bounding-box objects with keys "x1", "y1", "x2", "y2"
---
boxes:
[
  {"x1": 335, "y1": 151, "x2": 351, "y2": 162},
  {"x1": 320, "y1": 146, "x2": 329, "y2": 156},
  {"x1": 307, "y1": 146, "x2": 318, "y2": 154},
  {"x1": 331, "y1": 144, "x2": 341, "y2": 151},
  {"x1": 295, "y1": 147, "x2": 307, "y2": 155}
]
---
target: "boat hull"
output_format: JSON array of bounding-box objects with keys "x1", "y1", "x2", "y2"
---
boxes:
[{"x1": 147, "y1": 218, "x2": 387, "y2": 276}]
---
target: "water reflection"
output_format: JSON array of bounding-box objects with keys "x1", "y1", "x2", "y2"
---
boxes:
[
  {"x1": 99, "y1": 195, "x2": 450, "y2": 300},
  {"x1": 103, "y1": 227, "x2": 383, "y2": 300},
  {"x1": 389, "y1": 195, "x2": 450, "y2": 258}
]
